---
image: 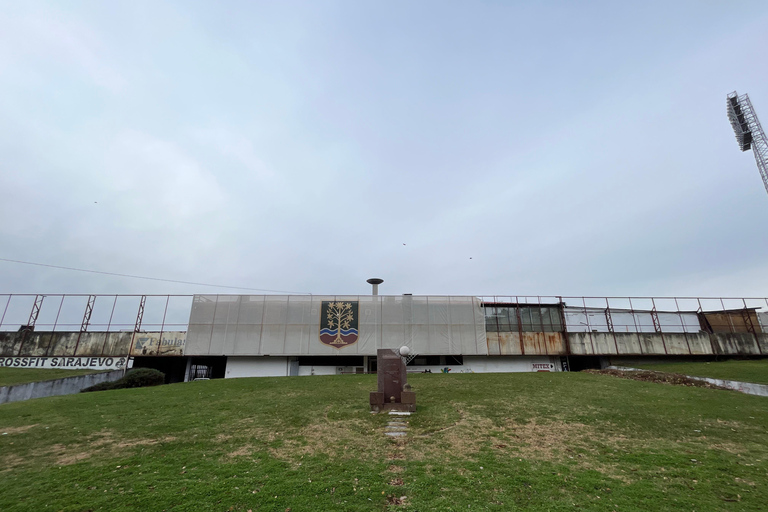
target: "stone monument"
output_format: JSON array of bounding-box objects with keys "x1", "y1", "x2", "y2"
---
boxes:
[{"x1": 370, "y1": 347, "x2": 416, "y2": 412}]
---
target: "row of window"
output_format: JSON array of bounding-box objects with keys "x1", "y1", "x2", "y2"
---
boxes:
[{"x1": 484, "y1": 306, "x2": 563, "y2": 333}]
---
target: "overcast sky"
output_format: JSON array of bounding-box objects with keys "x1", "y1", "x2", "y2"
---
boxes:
[{"x1": 1, "y1": 0, "x2": 768, "y2": 302}]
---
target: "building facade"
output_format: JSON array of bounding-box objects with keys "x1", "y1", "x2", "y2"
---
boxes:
[{"x1": 1, "y1": 293, "x2": 766, "y2": 381}]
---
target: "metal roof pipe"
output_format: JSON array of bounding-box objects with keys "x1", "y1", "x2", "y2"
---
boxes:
[{"x1": 366, "y1": 278, "x2": 383, "y2": 296}]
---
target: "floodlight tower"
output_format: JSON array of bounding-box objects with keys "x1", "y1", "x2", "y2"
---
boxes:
[{"x1": 726, "y1": 91, "x2": 768, "y2": 196}]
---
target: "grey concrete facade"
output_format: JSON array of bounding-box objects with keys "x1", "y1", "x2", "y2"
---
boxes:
[{"x1": 0, "y1": 370, "x2": 124, "y2": 405}]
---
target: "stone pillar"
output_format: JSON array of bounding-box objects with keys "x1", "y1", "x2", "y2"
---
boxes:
[{"x1": 370, "y1": 348, "x2": 416, "y2": 412}]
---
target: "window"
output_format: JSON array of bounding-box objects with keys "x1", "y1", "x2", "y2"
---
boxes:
[{"x1": 483, "y1": 304, "x2": 563, "y2": 332}]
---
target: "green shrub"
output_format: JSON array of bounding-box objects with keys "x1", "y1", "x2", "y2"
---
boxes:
[
  {"x1": 81, "y1": 381, "x2": 115, "y2": 392},
  {"x1": 81, "y1": 368, "x2": 166, "y2": 393}
]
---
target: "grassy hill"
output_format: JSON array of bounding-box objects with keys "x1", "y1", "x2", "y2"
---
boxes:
[{"x1": 1, "y1": 372, "x2": 767, "y2": 511}]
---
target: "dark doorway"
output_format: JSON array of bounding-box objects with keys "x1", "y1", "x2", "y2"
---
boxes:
[
  {"x1": 131, "y1": 356, "x2": 188, "y2": 383},
  {"x1": 568, "y1": 356, "x2": 603, "y2": 372},
  {"x1": 187, "y1": 356, "x2": 227, "y2": 380}
]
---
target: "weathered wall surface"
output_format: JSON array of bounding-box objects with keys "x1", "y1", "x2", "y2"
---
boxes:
[
  {"x1": 0, "y1": 370, "x2": 124, "y2": 405},
  {"x1": 463, "y1": 356, "x2": 560, "y2": 373},
  {"x1": 710, "y1": 333, "x2": 762, "y2": 355},
  {"x1": 0, "y1": 331, "x2": 186, "y2": 358},
  {"x1": 130, "y1": 332, "x2": 186, "y2": 356},
  {"x1": 486, "y1": 332, "x2": 566, "y2": 355},
  {"x1": 224, "y1": 357, "x2": 289, "y2": 378},
  {"x1": 568, "y1": 332, "x2": 763, "y2": 356}
]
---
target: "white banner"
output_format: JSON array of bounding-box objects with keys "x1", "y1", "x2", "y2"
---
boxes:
[{"x1": 0, "y1": 356, "x2": 127, "y2": 370}]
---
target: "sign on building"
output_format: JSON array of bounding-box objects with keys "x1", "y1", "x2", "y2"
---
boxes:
[{"x1": 0, "y1": 356, "x2": 128, "y2": 370}]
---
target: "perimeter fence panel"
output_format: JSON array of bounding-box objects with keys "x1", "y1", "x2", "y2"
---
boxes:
[
  {"x1": 232, "y1": 295, "x2": 265, "y2": 355},
  {"x1": 411, "y1": 297, "x2": 430, "y2": 355},
  {"x1": 358, "y1": 295, "x2": 381, "y2": 355},
  {"x1": 88, "y1": 296, "x2": 114, "y2": 331},
  {"x1": 450, "y1": 296, "x2": 475, "y2": 355},
  {"x1": 212, "y1": 295, "x2": 240, "y2": 355},
  {"x1": 33, "y1": 296, "x2": 61, "y2": 329},
  {"x1": 186, "y1": 295, "x2": 217, "y2": 355},
  {"x1": 54, "y1": 296, "x2": 90, "y2": 331},
  {"x1": 109, "y1": 296, "x2": 145, "y2": 331},
  {"x1": 260, "y1": 295, "x2": 289, "y2": 355},
  {"x1": 428, "y1": 296, "x2": 450, "y2": 356},
  {"x1": 165, "y1": 295, "x2": 194, "y2": 333},
  {"x1": 381, "y1": 296, "x2": 406, "y2": 350},
  {"x1": 285, "y1": 296, "x2": 311, "y2": 356},
  {"x1": 0, "y1": 295, "x2": 37, "y2": 330}
]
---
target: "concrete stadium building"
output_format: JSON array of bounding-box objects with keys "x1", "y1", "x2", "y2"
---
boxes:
[{"x1": 1, "y1": 291, "x2": 767, "y2": 382}]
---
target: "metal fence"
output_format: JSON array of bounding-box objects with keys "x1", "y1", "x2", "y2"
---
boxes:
[
  {"x1": 0, "y1": 294, "x2": 193, "y2": 334},
  {"x1": 478, "y1": 296, "x2": 768, "y2": 335},
  {"x1": 2, "y1": 293, "x2": 768, "y2": 337}
]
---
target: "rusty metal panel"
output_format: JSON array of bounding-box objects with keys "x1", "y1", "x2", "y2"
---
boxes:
[
  {"x1": 130, "y1": 332, "x2": 186, "y2": 356},
  {"x1": 519, "y1": 332, "x2": 567, "y2": 355},
  {"x1": 701, "y1": 311, "x2": 762, "y2": 333},
  {"x1": 543, "y1": 332, "x2": 566, "y2": 354},
  {"x1": 486, "y1": 332, "x2": 502, "y2": 355},
  {"x1": 495, "y1": 332, "x2": 523, "y2": 355}
]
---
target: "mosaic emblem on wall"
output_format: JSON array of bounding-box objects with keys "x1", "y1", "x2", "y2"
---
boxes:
[{"x1": 320, "y1": 301, "x2": 359, "y2": 348}]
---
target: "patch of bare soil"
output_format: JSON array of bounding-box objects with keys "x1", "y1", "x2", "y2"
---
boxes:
[
  {"x1": 267, "y1": 419, "x2": 385, "y2": 463},
  {"x1": 386, "y1": 494, "x2": 407, "y2": 506},
  {"x1": 0, "y1": 424, "x2": 39, "y2": 434},
  {"x1": 227, "y1": 445, "x2": 253, "y2": 458},
  {"x1": 25, "y1": 430, "x2": 179, "y2": 467},
  {"x1": 387, "y1": 465, "x2": 404, "y2": 473},
  {"x1": 410, "y1": 405, "x2": 639, "y2": 481},
  {"x1": 0, "y1": 454, "x2": 25, "y2": 473},
  {"x1": 585, "y1": 369, "x2": 727, "y2": 390},
  {"x1": 389, "y1": 477, "x2": 404, "y2": 486}
]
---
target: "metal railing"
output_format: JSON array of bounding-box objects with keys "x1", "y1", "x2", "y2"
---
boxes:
[
  {"x1": 0, "y1": 294, "x2": 193, "y2": 333},
  {"x1": 477, "y1": 296, "x2": 768, "y2": 335},
  {"x1": 2, "y1": 293, "x2": 767, "y2": 337}
]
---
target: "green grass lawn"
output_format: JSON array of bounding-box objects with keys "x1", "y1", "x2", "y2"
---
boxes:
[
  {"x1": 1, "y1": 372, "x2": 767, "y2": 511},
  {"x1": 0, "y1": 367, "x2": 107, "y2": 387},
  {"x1": 635, "y1": 359, "x2": 768, "y2": 385}
]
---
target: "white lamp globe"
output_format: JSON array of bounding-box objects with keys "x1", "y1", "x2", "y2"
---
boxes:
[{"x1": 399, "y1": 346, "x2": 411, "y2": 356}]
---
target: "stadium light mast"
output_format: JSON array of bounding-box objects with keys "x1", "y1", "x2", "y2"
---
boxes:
[{"x1": 726, "y1": 91, "x2": 768, "y2": 196}]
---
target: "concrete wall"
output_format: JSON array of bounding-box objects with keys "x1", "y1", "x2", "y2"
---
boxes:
[
  {"x1": 224, "y1": 357, "x2": 289, "y2": 378},
  {"x1": 0, "y1": 370, "x2": 124, "y2": 405},
  {"x1": 297, "y1": 365, "x2": 340, "y2": 376},
  {"x1": 224, "y1": 355, "x2": 561, "y2": 378},
  {"x1": 711, "y1": 333, "x2": 762, "y2": 355},
  {"x1": 0, "y1": 331, "x2": 186, "y2": 358},
  {"x1": 568, "y1": 332, "x2": 765, "y2": 356},
  {"x1": 462, "y1": 356, "x2": 560, "y2": 373}
]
